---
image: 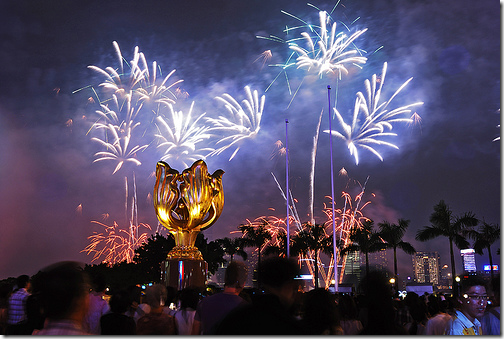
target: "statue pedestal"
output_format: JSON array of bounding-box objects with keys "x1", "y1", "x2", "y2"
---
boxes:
[{"x1": 161, "y1": 259, "x2": 207, "y2": 291}]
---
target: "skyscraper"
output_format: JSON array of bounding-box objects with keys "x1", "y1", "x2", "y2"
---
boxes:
[
  {"x1": 343, "y1": 251, "x2": 361, "y2": 285},
  {"x1": 439, "y1": 264, "x2": 452, "y2": 289},
  {"x1": 344, "y1": 251, "x2": 361, "y2": 276},
  {"x1": 460, "y1": 249, "x2": 477, "y2": 273},
  {"x1": 412, "y1": 252, "x2": 440, "y2": 285},
  {"x1": 364, "y1": 249, "x2": 389, "y2": 272}
]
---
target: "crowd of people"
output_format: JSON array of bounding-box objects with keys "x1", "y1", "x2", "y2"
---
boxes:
[{"x1": 0, "y1": 258, "x2": 500, "y2": 335}]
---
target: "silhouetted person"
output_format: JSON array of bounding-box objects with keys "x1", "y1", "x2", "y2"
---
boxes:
[
  {"x1": 0, "y1": 282, "x2": 12, "y2": 335},
  {"x1": 83, "y1": 272, "x2": 109, "y2": 334},
  {"x1": 301, "y1": 288, "x2": 343, "y2": 334},
  {"x1": 425, "y1": 294, "x2": 452, "y2": 335},
  {"x1": 481, "y1": 275, "x2": 500, "y2": 335},
  {"x1": 125, "y1": 285, "x2": 146, "y2": 322},
  {"x1": 405, "y1": 292, "x2": 428, "y2": 334},
  {"x1": 215, "y1": 257, "x2": 305, "y2": 335},
  {"x1": 162, "y1": 285, "x2": 177, "y2": 316},
  {"x1": 339, "y1": 293, "x2": 363, "y2": 335},
  {"x1": 192, "y1": 261, "x2": 249, "y2": 335},
  {"x1": 6, "y1": 274, "x2": 31, "y2": 335},
  {"x1": 32, "y1": 261, "x2": 91, "y2": 335},
  {"x1": 173, "y1": 287, "x2": 200, "y2": 335},
  {"x1": 447, "y1": 275, "x2": 488, "y2": 335},
  {"x1": 100, "y1": 289, "x2": 136, "y2": 335},
  {"x1": 25, "y1": 271, "x2": 45, "y2": 334},
  {"x1": 359, "y1": 271, "x2": 407, "y2": 335},
  {"x1": 136, "y1": 284, "x2": 176, "y2": 335}
]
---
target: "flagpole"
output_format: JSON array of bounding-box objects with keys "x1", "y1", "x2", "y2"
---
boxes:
[
  {"x1": 328, "y1": 85, "x2": 338, "y2": 292},
  {"x1": 285, "y1": 119, "x2": 290, "y2": 258}
]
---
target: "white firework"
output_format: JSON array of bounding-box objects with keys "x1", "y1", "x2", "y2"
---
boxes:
[
  {"x1": 325, "y1": 62, "x2": 424, "y2": 164},
  {"x1": 155, "y1": 101, "x2": 214, "y2": 168},
  {"x1": 88, "y1": 41, "x2": 183, "y2": 107},
  {"x1": 91, "y1": 120, "x2": 149, "y2": 174},
  {"x1": 206, "y1": 86, "x2": 265, "y2": 161},
  {"x1": 288, "y1": 11, "x2": 368, "y2": 77}
]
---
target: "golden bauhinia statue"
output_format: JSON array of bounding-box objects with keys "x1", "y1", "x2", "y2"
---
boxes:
[{"x1": 153, "y1": 159, "x2": 224, "y2": 261}]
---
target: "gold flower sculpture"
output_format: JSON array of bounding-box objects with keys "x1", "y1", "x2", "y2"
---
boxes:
[{"x1": 154, "y1": 160, "x2": 224, "y2": 260}]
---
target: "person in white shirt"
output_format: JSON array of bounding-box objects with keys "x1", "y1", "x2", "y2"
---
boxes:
[{"x1": 447, "y1": 275, "x2": 487, "y2": 335}]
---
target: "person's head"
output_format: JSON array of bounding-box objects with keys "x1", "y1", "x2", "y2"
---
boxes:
[
  {"x1": 338, "y1": 293, "x2": 359, "y2": 320},
  {"x1": 178, "y1": 287, "x2": 200, "y2": 310},
  {"x1": 90, "y1": 272, "x2": 107, "y2": 293},
  {"x1": 165, "y1": 285, "x2": 177, "y2": 307},
  {"x1": 144, "y1": 284, "x2": 167, "y2": 310},
  {"x1": 458, "y1": 275, "x2": 487, "y2": 321},
  {"x1": 258, "y1": 257, "x2": 300, "y2": 306},
  {"x1": 127, "y1": 285, "x2": 142, "y2": 305},
  {"x1": 358, "y1": 271, "x2": 396, "y2": 332},
  {"x1": 490, "y1": 275, "x2": 500, "y2": 307},
  {"x1": 109, "y1": 289, "x2": 132, "y2": 314},
  {"x1": 302, "y1": 288, "x2": 339, "y2": 334},
  {"x1": 36, "y1": 261, "x2": 90, "y2": 321},
  {"x1": 224, "y1": 261, "x2": 248, "y2": 290},
  {"x1": 16, "y1": 274, "x2": 30, "y2": 290}
]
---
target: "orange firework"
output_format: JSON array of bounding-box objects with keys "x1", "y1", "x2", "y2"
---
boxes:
[
  {"x1": 322, "y1": 191, "x2": 371, "y2": 284},
  {"x1": 241, "y1": 215, "x2": 290, "y2": 251},
  {"x1": 81, "y1": 220, "x2": 152, "y2": 265}
]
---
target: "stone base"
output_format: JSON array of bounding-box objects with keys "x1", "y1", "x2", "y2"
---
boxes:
[{"x1": 161, "y1": 259, "x2": 208, "y2": 291}]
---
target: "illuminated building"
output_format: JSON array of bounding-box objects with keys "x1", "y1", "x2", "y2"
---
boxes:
[
  {"x1": 439, "y1": 264, "x2": 452, "y2": 289},
  {"x1": 364, "y1": 249, "x2": 389, "y2": 273},
  {"x1": 412, "y1": 252, "x2": 440, "y2": 285},
  {"x1": 343, "y1": 251, "x2": 361, "y2": 285},
  {"x1": 460, "y1": 249, "x2": 477, "y2": 273},
  {"x1": 246, "y1": 249, "x2": 259, "y2": 287},
  {"x1": 345, "y1": 251, "x2": 361, "y2": 276}
]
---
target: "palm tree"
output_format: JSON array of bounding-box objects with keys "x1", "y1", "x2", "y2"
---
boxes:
[
  {"x1": 263, "y1": 229, "x2": 289, "y2": 257},
  {"x1": 239, "y1": 221, "x2": 272, "y2": 287},
  {"x1": 291, "y1": 223, "x2": 333, "y2": 288},
  {"x1": 465, "y1": 221, "x2": 500, "y2": 280},
  {"x1": 378, "y1": 219, "x2": 416, "y2": 291},
  {"x1": 341, "y1": 220, "x2": 384, "y2": 276},
  {"x1": 415, "y1": 200, "x2": 478, "y2": 295},
  {"x1": 217, "y1": 237, "x2": 248, "y2": 262}
]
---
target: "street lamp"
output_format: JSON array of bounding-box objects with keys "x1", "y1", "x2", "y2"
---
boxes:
[
  {"x1": 453, "y1": 276, "x2": 461, "y2": 297},
  {"x1": 389, "y1": 278, "x2": 396, "y2": 295}
]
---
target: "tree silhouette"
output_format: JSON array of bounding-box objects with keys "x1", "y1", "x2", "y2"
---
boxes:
[
  {"x1": 341, "y1": 220, "x2": 384, "y2": 276},
  {"x1": 82, "y1": 232, "x2": 225, "y2": 290},
  {"x1": 84, "y1": 262, "x2": 144, "y2": 292},
  {"x1": 263, "y1": 228, "x2": 289, "y2": 257},
  {"x1": 195, "y1": 233, "x2": 227, "y2": 275},
  {"x1": 378, "y1": 219, "x2": 416, "y2": 291},
  {"x1": 415, "y1": 200, "x2": 478, "y2": 295},
  {"x1": 217, "y1": 237, "x2": 248, "y2": 261},
  {"x1": 465, "y1": 221, "x2": 500, "y2": 280},
  {"x1": 291, "y1": 223, "x2": 333, "y2": 288},
  {"x1": 239, "y1": 221, "x2": 272, "y2": 288},
  {"x1": 134, "y1": 233, "x2": 175, "y2": 282}
]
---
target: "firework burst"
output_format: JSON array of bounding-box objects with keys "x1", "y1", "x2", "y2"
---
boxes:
[
  {"x1": 155, "y1": 101, "x2": 214, "y2": 168},
  {"x1": 288, "y1": 10, "x2": 368, "y2": 77},
  {"x1": 325, "y1": 62, "x2": 424, "y2": 164},
  {"x1": 88, "y1": 41, "x2": 182, "y2": 107},
  {"x1": 91, "y1": 120, "x2": 148, "y2": 174},
  {"x1": 81, "y1": 220, "x2": 152, "y2": 265},
  {"x1": 206, "y1": 86, "x2": 265, "y2": 161}
]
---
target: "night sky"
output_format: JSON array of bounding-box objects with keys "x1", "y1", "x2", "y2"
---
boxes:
[{"x1": 0, "y1": 0, "x2": 500, "y2": 281}]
